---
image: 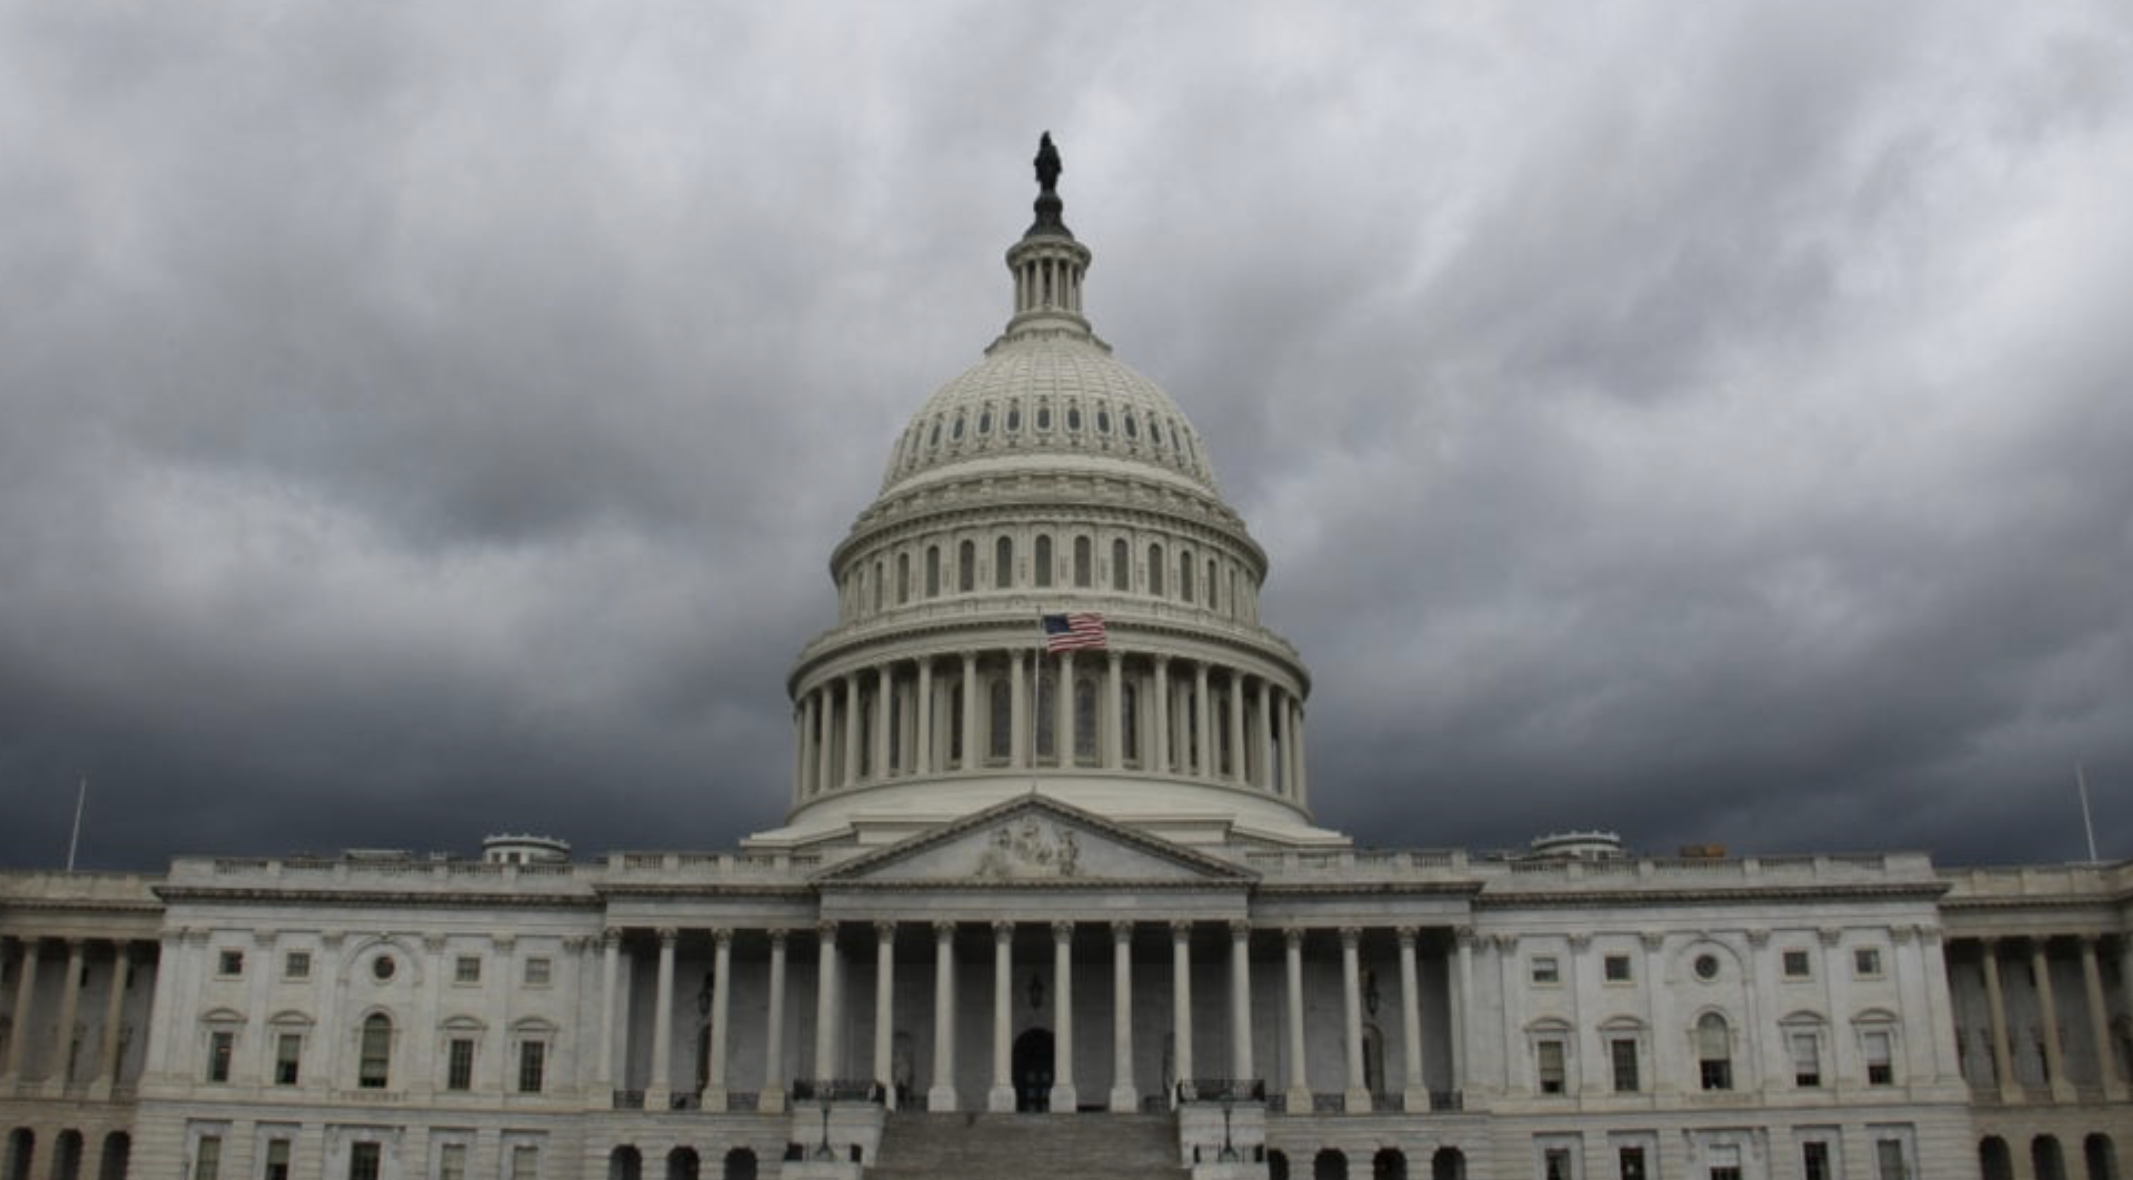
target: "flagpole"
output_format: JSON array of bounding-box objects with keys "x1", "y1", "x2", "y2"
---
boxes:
[
  {"x1": 66, "y1": 778, "x2": 87, "y2": 871},
  {"x1": 2076, "y1": 763, "x2": 2099, "y2": 864}
]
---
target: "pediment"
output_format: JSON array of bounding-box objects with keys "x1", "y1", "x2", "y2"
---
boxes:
[{"x1": 815, "y1": 794, "x2": 1255, "y2": 888}]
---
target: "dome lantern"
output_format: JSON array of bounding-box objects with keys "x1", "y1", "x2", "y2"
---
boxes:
[{"x1": 1002, "y1": 132, "x2": 1095, "y2": 342}]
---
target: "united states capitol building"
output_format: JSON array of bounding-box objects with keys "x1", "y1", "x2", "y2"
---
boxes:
[{"x1": 3, "y1": 137, "x2": 2128, "y2": 1180}]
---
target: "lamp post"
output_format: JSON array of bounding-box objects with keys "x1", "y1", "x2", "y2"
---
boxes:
[
  {"x1": 1219, "y1": 1097, "x2": 1238, "y2": 1163},
  {"x1": 814, "y1": 1091, "x2": 834, "y2": 1161}
]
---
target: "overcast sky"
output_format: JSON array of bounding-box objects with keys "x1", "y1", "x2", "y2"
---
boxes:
[{"x1": 4, "y1": 2, "x2": 2130, "y2": 872}]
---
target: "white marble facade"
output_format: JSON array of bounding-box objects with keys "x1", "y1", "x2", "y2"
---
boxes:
[{"x1": 3, "y1": 139, "x2": 2129, "y2": 1180}]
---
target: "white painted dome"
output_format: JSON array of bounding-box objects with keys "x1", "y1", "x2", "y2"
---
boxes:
[{"x1": 880, "y1": 333, "x2": 1220, "y2": 496}]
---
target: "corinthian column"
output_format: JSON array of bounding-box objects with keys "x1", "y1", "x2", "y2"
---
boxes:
[
  {"x1": 1228, "y1": 922, "x2": 1253, "y2": 1081},
  {"x1": 989, "y1": 923, "x2": 1015, "y2": 1111},
  {"x1": 1110, "y1": 922, "x2": 1137, "y2": 1112},
  {"x1": 915, "y1": 658, "x2": 934, "y2": 774},
  {"x1": 1398, "y1": 928, "x2": 1426, "y2": 1111},
  {"x1": 762, "y1": 930, "x2": 789, "y2": 1112},
  {"x1": 814, "y1": 923, "x2": 841, "y2": 1082},
  {"x1": 705, "y1": 929, "x2": 733, "y2": 1110},
  {"x1": 873, "y1": 923, "x2": 896, "y2": 1108},
  {"x1": 646, "y1": 928, "x2": 678, "y2": 1109},
  {"x1": 1340, "y1": 928, "x2": 1368, "y2": 1112},
  {"x1": 1050, "y1": 922, "x2": 1076, "y2": 1112},
  {"x1": 930, "y1": 923, "x2": 958, "y2": 1111},
  {"x1": 1151, "y1": 658, "x2": 1170, "y2": 773},
  {"x1": 1171, "y1": 922, "x2": 1194, "y2": 1094}
]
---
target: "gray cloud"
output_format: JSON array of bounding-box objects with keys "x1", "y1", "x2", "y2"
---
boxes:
[{"x1": 3, "y1": 1, "x2": 2130, "y2": 871}]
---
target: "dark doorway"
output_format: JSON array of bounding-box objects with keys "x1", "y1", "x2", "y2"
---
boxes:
[{"x1": 1012, "y1": 1028, "x2": 1055, "y2": 1112}]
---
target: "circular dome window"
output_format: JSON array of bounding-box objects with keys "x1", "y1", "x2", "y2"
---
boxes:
[
  {"x1": 1693, "y1": 954, "x2": 1720, "y2": 981},
  {"x1": 372, "y1": 955, "x2": 397, "y2": 982}
]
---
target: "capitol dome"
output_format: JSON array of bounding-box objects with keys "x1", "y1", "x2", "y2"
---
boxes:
[{"x1": 756, "y1": 134, "x2": 1337, "y2": 852}]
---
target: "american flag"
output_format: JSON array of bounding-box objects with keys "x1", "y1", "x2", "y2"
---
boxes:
[{"x1": 1042, "y1": 612, "x2": 1108, "y2": 652}]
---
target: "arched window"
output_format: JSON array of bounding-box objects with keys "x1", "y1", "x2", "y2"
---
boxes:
[
  {"x1": 2036, "y1": 1138, "x2": 2069, "y2": 1180},
  {"x1": 988, "y1": 680, "x2": 1012, "y2": 761},
  {"x1": 665, "y1": 1148, "x2": 699, "y2": 1180},
  {"x1": 1314, "y1": 1149, "x2": 1349, "y2": 1180},
  {"x1": 872, "y1": 561, "x2": 883, "y2": 612},
  {"x1": 1121, "y1": 683, "x2": 1140, "y2": 764},
  {"x1": 721, "y1": 1149, "x2": 756, "y2": 1180},
  {"x1": 2082, "y1": 1135, "x2": 2116, "y2": 1180},
  {"x1": 958, "y1": 541, "x2": 976, "y2": 593},
  {"x1": 925, "y1": 547, "x2": 940, "y2": 598},
  {"x1": 1111, "y1": 539, "x2": 1130, "y2": 591},
  {"x1": 358, "y1": 1014, "x2": 392, "y2": 1089},
  {"x1": 608, "y1": 1148, "x2": 642, "y2": 1180},
  {"x1": 50, "y1": 1132, "x2": 81, "y2": 1180},
  {"x1": 1373, "y1": 1149, "x2": 1408, "y2": 1180},
  {"x1": 1148, "y1": 544, "x2": 1165, "y2": 596},
  {"x1": 1980, "y1": 1139, "x2": 2014, "y2": 1180},
  {"x1": 1073, "y1": 536, "x2": 1092, "y2": 588},
  {"x1": 97, "y1": 1135, "x2": 128, "y2": 1180},
  {"x1": 5, "y1": 1131, "x2": 31, "y2": 1180},
  {"x1": 1034, "y1": 535, "x2": 1054, "y2": 588},
  {"x1": 896, "y1": 553, "x2": 910, "y2": 604},
  {"x1": 1697, "y1": 1013, "x2": 1733, "y2": 1091},
  {"x1": 1431, "y1": 1149, "x2": 1466, "y2": 1180},
  {"x1": 995, "y1": 537, "x2": 1014, "y2": 589},
  {"x1": 1206, "y1": 559, "x2": 1218, "y2": 610},
  {"x1": 1269, "y1": 1151, "x2": 1289, "y2": 1180},
  {"x1": 1179, "y1": 550, "x2": 1195, "y2": 603},
  {"x1": 1073, "y1": 678, "x2": 1098, "y2": 763}
]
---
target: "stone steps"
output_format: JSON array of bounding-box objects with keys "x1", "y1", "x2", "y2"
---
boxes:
[{"x1": 867, "y1": 1111, "x2": 1186, "y2": 1179}]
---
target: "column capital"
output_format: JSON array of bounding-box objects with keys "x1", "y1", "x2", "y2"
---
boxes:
[
  {"x1": 1567, "y1": 932, "x2": 1592, "y2": 951},
  {"x1": 1488, "y1": 933, "x2": 1517, "y2": 953},
  {"x1": 1890, "y1": 925, "x2": 1919, "y2": 946},
  {"x1": 1229, "y1": 920, "x2": 1252, "y2": 941},
  {"x1": 768, "y1": 928, "x2": 790, "y2": 949},
  {"x1": 993, "y1": 920, "x2": 1014, "y2": 941},
  {"x1": 1816, "y1": 926, "x2": 1843, "y2": 948},
  {"x1": 1052, "y1": 921, "x2": 1074, "y2": 942},
  {"x1": 817, "y1": 920, "x2": 840, "y2": 943},
  {"x1": 1453, "y1": 926, "x2": 1477, "y2": 949},
  {"x1": 933, "y1": 921, "x2": 957, "y2": 941},
  {"x1": 1338, "y1": 926, "x2": 1363, "y2": 948},
  {"x1": 655, "y1": 927, "x2": 679, "y2": 945},
  {"x1": 712, "y1": 928, "x2": 735, "y2": 948},
  {"x1": 1153, "y1": 653, "x2": 1172, "y2": 669},
  {"x1": 874, "y1": 920, "x2": 898, "y2": 942},
  {"x1": 1395, "y1": 927, "x2": 1419, "y2": 948},
  {"x1": 1169, "y1": 920, "x2": 1194, "y2": 941},
  {"x1": 1639, "y1": 930, "x2": 1665, "y2": 952},
  {"x1": 1111, "y1": 920, "x2": 1134, "y2": 942},
  {"x1": 959, "y1": 649, "x2": 978, "y2": 663},
  {"x1": 1745, "y1": 928, "x2": 1770, "y2": 949},
  {"x1": 601, "y1": 927, "x2": 624, "y2": 947},
  {"x1": 1107, "y1": 648, "x2": 1122, "y2": 666},
  {"x1": 1285, "y1": 927, "x2": 1306, "y2": 951},
  {"x1": 422, "y1": 932, "x2": 448, "y2": 953}
]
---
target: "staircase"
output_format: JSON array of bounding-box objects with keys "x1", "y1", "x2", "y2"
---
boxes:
[{"x1": 866, "y1": 1112, "x2": 1187, "y2": 1179}]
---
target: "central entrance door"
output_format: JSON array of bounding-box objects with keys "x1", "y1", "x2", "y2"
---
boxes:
[{"x1": 1012, "y1": 1028, "x2": 1055, "y2": 1112}]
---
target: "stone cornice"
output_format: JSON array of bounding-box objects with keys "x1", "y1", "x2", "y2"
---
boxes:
[
  {"x1": 153, "y1": 886, "x2": 604, "y2": 910},
  {"x1": 1470, "y1": 882, "x2": 1949, "y2": 909},
  {"x1": 1251, "y1": 881, "x2": 1486, "y2": 900},
  {"x1": 813, "y1": 792, "x2": 1259, "y2": 886}
]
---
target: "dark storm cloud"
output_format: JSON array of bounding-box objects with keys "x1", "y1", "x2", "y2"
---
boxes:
[{"x1": 3, "y1": 1, "x2": 2129, "y2": 871}]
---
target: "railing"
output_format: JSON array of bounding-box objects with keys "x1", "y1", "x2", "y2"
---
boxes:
[
  {"x1": 790, "y1": 1078, "x2": 886, "y2": 1103},
  {"x1": 669, "y1": 1092, "x2": 701, "y2": 1111},
  {"x1": 612, "y1": 1090, "x2": 645, "y2": 1110},
  {"x1": 1177, "y1": 1078, "x2": 1266, "y2": 1103},
  {"x1": 1429, "y1": 1089, "x2": 1463, "y2": 1111},
  {"x1": 727, "y1": 1091, "x2": 760, "y2": 1112}
]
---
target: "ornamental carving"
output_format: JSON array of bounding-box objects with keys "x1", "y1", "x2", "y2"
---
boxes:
[{"x1": 973, "y1": 819, "x2": 1081, "y2": 880}]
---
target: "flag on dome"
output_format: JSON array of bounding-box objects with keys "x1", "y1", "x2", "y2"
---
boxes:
[{"x1": 1042, "y1": 612, "x2": 1107, "y2": 652}]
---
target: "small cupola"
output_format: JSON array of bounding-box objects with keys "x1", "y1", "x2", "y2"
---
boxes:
[{"x1": 1001, "y1": 132, "x2": 1096, "y2": 340}]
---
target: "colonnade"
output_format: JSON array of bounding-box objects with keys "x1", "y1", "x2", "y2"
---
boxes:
[
  {"x1": 0, "y1": 935, "x2": 150, "y2": 1096},
  {"x1": 602, "y1": 920, "x2": 1442, "y2": 1117},
  {"x1": 1954, "y1": 935, "x2": 2131, "y2": 1103},
  {"x1": 790, "y1": 648, "x2": 1306, "y2": 803}
]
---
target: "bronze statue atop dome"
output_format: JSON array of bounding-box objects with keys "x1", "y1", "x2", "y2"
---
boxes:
[{"x1": 1026, "y1": 131, "x2": 1072, "y2": 239}]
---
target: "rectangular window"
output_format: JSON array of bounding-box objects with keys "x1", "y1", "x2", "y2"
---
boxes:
[
  {"x1": 274, "y1": 1033, "x2": 302, "y2": 1085},
  {"x1": 1854, "y1": 947, "x2": 1883, "y2": 977},
  {"x1": 517, "y1": 1041, "x2": 545, "y2": 1093},
  {"x1": 454, "y1": 956, "x2": 481, "y2": 984},
  {"x1": 439, "y1": 1145, "x2": 466, "y2": 1180},
  {"x1": 349, "y1": 1143, "x2": 380, "y2": 1180},
  {"x1": 1782, "y1": 949, "x2": 1812, "y2": 979},
  {"x1": 1790, "y1": 1032, "x2": 1822, "y2": 1087},
  {"x1": 1531, "y1": 956, "x2": 1561, "y2": 985},
  {"x1": 1864, "y1": 1031, "x2": 1895, "y2": 1085},
  {"x1": 1610, "y1": 1038, "x2": 1640, "y2": 1092},
  {"x1": 264, "y1": 1140, "x2": 291, "y2": 1180},
  {"x1": 208, "y1": 1031, "x2": 234, "y2": 1083},
  {"x1": 1803, "y1": 1143, "x2": 1831, "y2": 1180},
  {"x1": 1545, "y1": 1150, "x2": 1574, "y2": 1180},
  {"x1": 283, "y1": 951, "x2": 310, "y2": 980},
  {"x1": 447, "y1": 1038, "x2": 476, "y2": 1091},
  {"x1": 1700, "y1": 1059, "x2": 1733, "y2": 1091},
  {"x1": 1710, "y1": 1169, "x2": 1741, "y2": 1180},
  {"x1": 510, "y1": 1146, "x2": 538, "y2": 1180},
  {"x1": 1537, "y1": 1040, "x2": 1567, "y2": 1094},
  {"x1": 1603, "y1": 954, "x2": 1633, "y2": 983},
  {"x1": 1619, "y1": 1148, "x2": 1647, "y2": 1180},
  {"x1": 217, "y1": 950, "x2": 245, "y2": 976},
  {"x1": 195, "y1": 1137, "x2": 222, "y2": 1180},
  {"x1": 1875, "y1": 1142, "x2": 1907, "y2": 1180},
  {"x1": 523, "y1": 957, "x2": 552, "y2": 987}
]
